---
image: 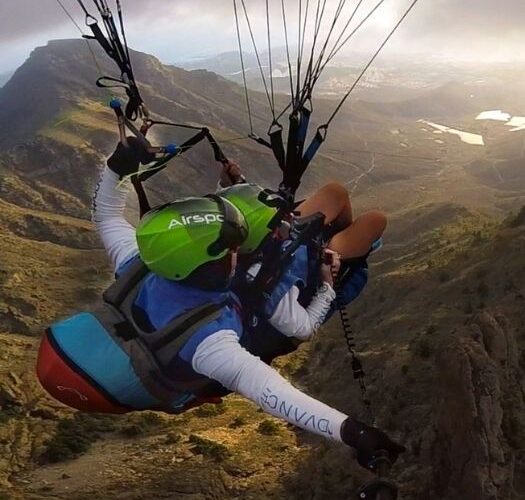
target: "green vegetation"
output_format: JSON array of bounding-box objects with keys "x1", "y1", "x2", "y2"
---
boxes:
[
  {"x1": 279, "y1": 344, "x2": 311, "y2": 377},
  {"x1": 120, "y1": 412, "x2": 167, "y2": 437},
  {"x1": 193, "y1": 403, "x2": 226, "y2": 418},
  {"x1": 414, "y1": 335, "x2": 434, "y2": 359},
  {"x1": 41, "y1": 414, "x2": 118, "y2": 463},
  {"x1": 229, "y1": 416, "x2": 247, "y2": 428},
  {"x1": 2, "y1": 39, "x2": 525, "y2": 499},
  {"x1": 39, "y1": 101, "x2": 115, "y2": 149},
  {"x1": 41, "y1": 412, "x2": 171, "y2": 462},
  {"x1": 420, "y1": 215, "x2": 496, "y2": 272},
  {"x1": 188, "y1": 434, "x2": 230, "y2": 461},
  {"x1": 257, "y1": 419, "x2": 281, "y2": 436},
  {"x1": 506, "y1": 206, "x2": 525, "y2": 228},
  {"x1": 164, "y1": 431, "x2": 182, "y2": 445}
]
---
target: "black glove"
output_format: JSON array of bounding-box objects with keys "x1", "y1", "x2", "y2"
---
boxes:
[
  {"x1": 341, "y1": 417, "x2": 406, "y2": 471},
  {"x1": 107, "y1": 136, "x2": 156, "y2": 179}
]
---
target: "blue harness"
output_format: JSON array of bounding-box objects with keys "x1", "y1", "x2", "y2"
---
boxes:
[
  {"x1": 130, "y1": 264, "x2": 243, "y2": 363},
  {"x1": 236, "y1": 243, "x2": 369, "y2": 365},
  {"x1": 46, "y1": 256, "x2": 243, "y2": 414}
]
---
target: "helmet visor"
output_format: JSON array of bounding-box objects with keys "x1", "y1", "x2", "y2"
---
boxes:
[{"x1": 206, "y1": 195, "x2": 248, "y2": 256}]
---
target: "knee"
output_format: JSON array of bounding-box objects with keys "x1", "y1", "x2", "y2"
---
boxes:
[
  {"x1": 366, "y1": 210, "x2": 388, "y2": 235},
  {"x1": 321, "y1": 182, "x2": 349, "y2": 204}
]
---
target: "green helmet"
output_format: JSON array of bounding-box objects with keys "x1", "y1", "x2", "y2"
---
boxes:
[
  {"x1": 136, "y1": 196, "x2": 248, "y2": 280},
  {"x1": 219, "y1": 184, "x2": 280, "y2": 254}
]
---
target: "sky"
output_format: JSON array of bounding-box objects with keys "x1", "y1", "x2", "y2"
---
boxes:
[{"x1": 1, "y1": 0, "x2": 524, "y2": 73}]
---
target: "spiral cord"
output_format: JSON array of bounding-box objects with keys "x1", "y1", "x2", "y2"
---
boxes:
[{"x1": 333, "y1": 265, "x2": 375, "y2": 425}]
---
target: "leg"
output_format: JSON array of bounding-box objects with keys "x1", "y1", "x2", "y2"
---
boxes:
[
  {"x1": 296, "y1": 183, "x2": 353, "y2": 231},
  {"x1": 328, "y1": 210, "x2": 387, "y2": 259}
]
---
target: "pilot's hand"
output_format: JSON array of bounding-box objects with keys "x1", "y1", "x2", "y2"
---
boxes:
[
  {"x1": 107, "y1": 136, "x2": 156, "y2": 179},
  {"x1": 320, "y1": 249, "x2": 341, "y2": 286},
  {"x1": 220, "y1": 160, "x2": 245, "y2": 187},
  {"x1": 341, "y1": 417, "x2": 406, "y2": 471}
]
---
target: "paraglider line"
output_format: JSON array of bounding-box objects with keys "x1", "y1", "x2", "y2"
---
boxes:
[
  {"x1": 239, "y1": 0, "x2": 276, "y2": 119},
  {"x1": 325, "y1": 0, "x2": 421, "y2": 127},
  {"x1": 303, "y1": 0, "x2": 348, "y2": 102},
  {"x1": 312, "y1": 0, "x2": 387, "y2": 90},
  {"x1": 233, "y1": 0, "x2": 255, "y2": 136},
  {"x1": 281, "y1": 0, "x2": 296, "y2": 105},
  {"x1": 266, "y1": 0, "x2": 275, "y2": 114}
]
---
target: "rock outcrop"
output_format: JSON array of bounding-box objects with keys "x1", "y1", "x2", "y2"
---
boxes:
[{"x1": 433, "y1": 312, "x2": 525, "y2": 499}]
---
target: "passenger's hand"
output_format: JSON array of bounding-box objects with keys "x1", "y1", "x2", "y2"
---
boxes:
[
  {"x1": 220, "y1": 160, "x2": 244, "y2": 187},
  {"x1": 341, "y1": 417, "x2": 406, "y2": 471},
  {"x1": 107, "y1": 136, "x2": 156, "y2": 179},
  {"x1": 320, "y1": 249, "x2": 341, "y2": 286}
]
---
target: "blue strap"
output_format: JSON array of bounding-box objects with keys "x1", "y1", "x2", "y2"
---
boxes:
[{"x1": 303, "y1": 125, "x2": 327, "y2": 167}]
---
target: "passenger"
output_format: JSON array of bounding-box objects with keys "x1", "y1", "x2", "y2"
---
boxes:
[{"x1": 219, "y1": 161, "x2": 384, "y2": 362}]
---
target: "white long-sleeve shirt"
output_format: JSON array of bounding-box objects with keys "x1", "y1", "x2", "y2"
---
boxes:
[
  {"x1": 92, "y1": 167, "x2": 348, "y2": 441},
  {"x1": 268, "y1": 283, "x2": 336, "y2": 340}
]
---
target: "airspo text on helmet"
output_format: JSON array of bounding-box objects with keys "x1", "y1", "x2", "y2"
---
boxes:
[{"x1": 168, "y1": 214, "x2": 225, "y2": 229}]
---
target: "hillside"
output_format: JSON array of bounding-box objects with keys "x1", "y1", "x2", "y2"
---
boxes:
[
  {"x1": 0, "y1": 39, "x2": 524, "y2": 500},
  {"x1": 6, "y1": 39, "x2": 517, "y2": 212},
  {"x1": 293, "y1": 208, "x2": 525, "y2": 499},
  {"x1": 365, "y1": 80, "x2": 525, "y2": 121},
  {"x1": 2, "y1": 201, "x2": 523, "y2": 500}
]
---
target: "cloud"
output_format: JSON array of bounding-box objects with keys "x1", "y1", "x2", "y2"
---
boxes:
[
  {"x1": 391, "y1": 0, "x2": 525, "y2": 59},
  {"x1": 1, "y1": 0, "x2": 525, "y2": 71},
  {"x1": 0, "y1": 0, "x2": 233, "y2": 44},
  {"x1": 2, "y1": 0, "x2": 522, "y2": 44},
  {"x1": 409, "y1": 0, "x2": 525, "y2": 35}
]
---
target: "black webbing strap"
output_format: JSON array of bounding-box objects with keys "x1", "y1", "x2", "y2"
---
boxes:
[
  {"x1": 247, "y1": 212, "x2": 326, "y2": 309},
  {"x1": 85, "y1": 19, "x2": 114, "y2": 56},
  {"x1": 268, "y1": 125, "x2": 286, "y2": 172},
  {"x1": 250, "y1": 135, "x2": 272, "y2": 149},
  {"x1": 76, "y1": 0, "x2": 93, "y2": 18},
  {"x1": 126, "y1": 127, "x2": 228, "y2": 219},
  {"x1": 283, "y1": 123, "x2": 328, "y2": 197},
  {"x1": 297, "y1": 105, "x2": 311, "y2": 154},
  {"x1": 103, "y1": 258, "x2": 149, "y2": 308},
  {"x1": 286, "y1": 104, "x2": 313, "y2": 193},
  {"x1": 261, "y1": 103, "x2": 315, "y2": 197},
  {"x1": 151, "y1": 301, "x2": 229, "y2": 354},
  {"x1": 103, "y1": 257, "x2": 234, "y2": 374},
  {"x1": 98, "y1": 3, "x2": 130, "y2": 77},
  {"x1": 124, "y1": 87, "x2": 143, "y2": 122},
  {"x1": 205, "y1": 128, "x2": 228, "y2": 164},
  {"x1": 131, "y1": 176, "x2": 151, "y2": 218},
  {"x1": 249, "y1": 128, "x2": 287, "y2": 178},
  {"x1": 138, "y1": 128, "x2": 226, "y2": 184},
  {"x1": 79, "y1": 0, "x2": 144, "y2": 120},
  {"x1": 285, "y1": 111, "x2": 300, "y2": 182}
]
